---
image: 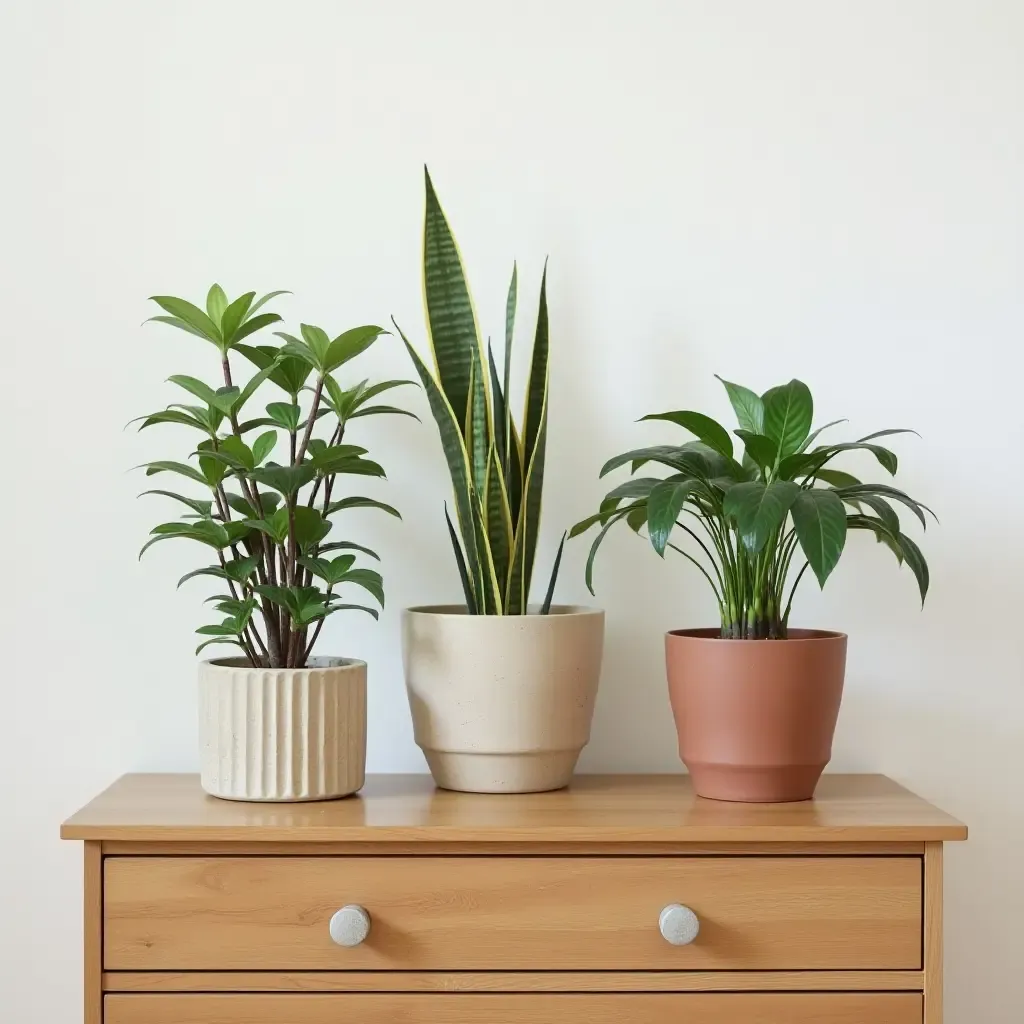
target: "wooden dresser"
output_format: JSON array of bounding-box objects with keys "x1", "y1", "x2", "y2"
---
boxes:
[{"x1": 62, "y1": 773, "x2": 966, "y2": 1024}]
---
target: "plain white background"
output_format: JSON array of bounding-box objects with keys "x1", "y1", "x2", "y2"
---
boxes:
[{"x1": 2, "y1": 0, "x2": 1022, "y2": 1018}]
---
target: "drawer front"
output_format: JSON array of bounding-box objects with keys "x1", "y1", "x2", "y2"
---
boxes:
[
  {"x1": 105, "y1": 994, "x2": 923, "y2": 1023},
  {"x1": 103, "y1": 856, "x2": 921, "y2": 971}
]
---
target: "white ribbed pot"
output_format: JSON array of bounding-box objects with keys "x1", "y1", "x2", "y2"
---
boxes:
[
  {"x1": 198, "y1": 656, "x2": 366, "y2": 802},
  {"x1": 402, "y1": 605, "x2": 605, "y2": 793}
]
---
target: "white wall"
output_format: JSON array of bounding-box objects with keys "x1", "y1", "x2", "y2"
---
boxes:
[{"x1": 2, "y1": 0, "x2": 1021, "y2": 1018}]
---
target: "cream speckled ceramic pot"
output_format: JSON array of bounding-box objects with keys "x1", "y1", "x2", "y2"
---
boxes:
[
  {"x1": 198, "y1": 656, "x2": 366, "y2": 802},
  {"x1": 402, "y1": 605, "x2": 605, "y2": 793}
]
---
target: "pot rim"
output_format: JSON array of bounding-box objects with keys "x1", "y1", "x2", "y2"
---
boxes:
[
  {"x1": 404, "y1": 604, "x2": 603, "y2": 619},
  {"x1": 666, "y1": 627, "x2": 847, "y2": 643},
  {"x1": 201, "y1": 655, "x2": 367, "y2": 671}
]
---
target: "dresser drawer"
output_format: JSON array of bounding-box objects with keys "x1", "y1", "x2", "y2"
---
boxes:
[
  {"x1": 105, "y1": 993, "x2": 922, "y2": 1023},
  {"x1": 104, "y1": 855, "x2": 921, "y2": 970}
]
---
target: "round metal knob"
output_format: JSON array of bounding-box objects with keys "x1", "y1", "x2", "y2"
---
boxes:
[
  {"x1": 659, "y1": 903, "x2": 700, "y2": 945},
  {"x1": 329, "y1": 904, "x2": 371, "y2": 947}
]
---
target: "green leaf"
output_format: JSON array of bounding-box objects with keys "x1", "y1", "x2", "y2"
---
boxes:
[
  {"x1": 224, "y1": 556, "x2": 259, "y2": 583},
  {"x1": 206, "y1": 284, "x2": 229, "y2": 325},
  {"x1": 444, "y1": 503, "x2": 476, "y2": 611},
  {"x1": 798, "y1": 418, "x2": 848, "y2": 453},
  {"x1": 195, "y1": 637, "x2": 244, "y2": 656},
  {"x1": 762, "y1": 379, "x2": 813, "y2": 459},
  {"x1": 539, "y1": 532, "x2": 566, "y2": 615},
  {"x1": 232, "y1": 312, "x2": 282, "y2": 344},
  {"x1": 139, "y1": 489, "x2": 213, "y2": 517},
  {"x1": 246, "y1": 290, "x2": 290, "y2": 319},
  {"x1": 139, "y1": 519, "x2": 230, "y2": 558},
  {"x1": 602, "y1": 477, "x2": 663, "y2": 506},
  {"x1": 325, "y1": 496, "x2": 401, "y2": 518},
  {"x1": 177, "y1": 566, "x2": 230, "y2": 588},
  {"x1": 265, "y1": 401, "x2": 300, "y2": 432},
  {"x1": 218, "y1": 435, "x2": 255, "y2": 471},
  {"x1": 716, "y1": 376, "x2": 764, "y2": 433},
  {"x1": 813, "y1": 442, "x2": 899, "y2": 476},
  {"x1": 138, "y1": 460, "x2": 210, "y2": 487},
  {"x1": 146, "y1": 315, "x2": 212, "y2": 342},
  {"x1": 858, "y1": 428, "x2": 920, "y2": 443},
  {"x1": 131, "y1": 408, "x2": 210, "y2": 433},
  {"x1": 733, "y1": 430, "x2": 779, "y2": 473},
  {"x1": 837, "y1": 483, "x2": 934, "y2": 528},
  {"x1": 422, "y1": 166, "x2": 481, "y2": 440},
  {"x1": 167, "y1": 374, "x2": 219, "y2": 407},
  {"x1": 466, "y1": 347, "x2": 489, "y2": 498},
  {"x1": 522, "y1": 263, "x2": 549, "y2": 475},
  {"x1": 849, "y1": 493, "x2": 900, "y2": 536},
  {"x1": 335, "y1": 567, "x2": 385, "y2": 606},
  {"x1": 791, "y1": 488, "x2": 848, "y2": 587},
  {"x1": 236, "y1": 344, "x2": 311, "y2": 396},
  {"x1": 349, "y1": 404, "x2": 419, "y2": 422},
  {"x1": 646, "y1": 478, "x2": 700, "y2": 556},
  {"x1": 291, "y1": 506, "x2": 332, "y2": 552},
  {"x1": 483, "y1": 444, "x2": 513, "y2": 597},
  {"x1": 897, "y1": 531, "x2": 929, "y2": 605},
  {"x1": 149, "y1": 296, "x2": 222, "y2": 346},
  {"x1": 300, "y1": 323, "x2": 332, "y2": 366},
  {"x1": 251, "y1": 463, "x2": 317, "y2": 496},
  {"x1": 251, "y1": 431, "x2": 277, "y2": 466},
  {"x1": 640, "y1": 410, "x2": 733, "y2": 459},
  {"x1": 723, "y1": 480, "x2": 800, "y2": 553},
  {"x1": 323, "y1": 325, "x2": 387, "y2": 372},
  {"x1": 600, "y1": 445, "x2": 712, "y2": 479},
  {"x1": 195, "y1": 440, "x2": 228, "y2": 487},
  {"x1": 582, "y1": 503, "x2": 643, "y2": 594},
  {"x1": 318, "y1": 540, "x2": 381, "y2": 560},
  {"x1": 219, "y1": 291, "x2": 255, "y2": 345},
  {"x1": 814, "y1": 469, "x2": 862, "y2": 489},
  {"x1": 324, "y1": 602, "x2": 380, "y2": 620}
]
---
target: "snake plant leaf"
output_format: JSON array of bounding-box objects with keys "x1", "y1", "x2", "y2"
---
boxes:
[
  {"x1": 723, "y1": 480, "x2": 800, "y2": 554},
  {"x1": 423, "y1": 167, "x2": 481, "y2": 436},
  {"x1": 791, "y1": 487, "x2": 848, "y2": 587},
  {"x1": 444, "y1": 503, "x2": 477, "y2": 612},
  {"x1": 394, "y1": 318, "x2": 482, "y2": 593},
  {"x1": 647, "y1": 478, "x2": 701, "y2": 556},
  {"x1": 487, "y1": 341, "x2": 508, "y2": 484},
  {"x1": 539, "y1": 532, "x2": 566, "y2": 615},
  {"x1": 641, "y1": 411, "x2": 733, "y2": 460},
  {"x1": 470, "y1": 491, "x2": 500, "y2": 613},
  {"x1": 762, "y1": 379, "x2": 813, "y2": 459},
  {"x1": 716, "y1": 376, "x2": 764, "y2": 433},
  {"x1": 219, "y1": 291, "x2": 255, "y2": 345},
  {"x1": 484, "y1": 444, "x2": 514, "y2": 598},
  {"x1": 521, "y1": 262, "x2": 549, "y2": 472},
  {"x1": 504, "y1": 262, "x2": 516, "y2": 472},
  {"x1": 467, "y1": 347, "x2": 489, "y2": 498},
  {"x1": 505, "y1": 388, "x2": 549, "y2": 614},
  {"x1": 149, "y1": 296, "x2": 222, "y2": 347}
]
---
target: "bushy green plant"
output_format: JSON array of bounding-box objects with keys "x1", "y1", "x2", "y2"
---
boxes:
[
  {"x1": 136, "y1": 285, "x2": 415, "y2": 667},
  {"x1": 392, "y1": 169, "x2": 563, "y2": 614},
  {"x1": 572, "y1": 377, "x2": 933, "y2": 638}
]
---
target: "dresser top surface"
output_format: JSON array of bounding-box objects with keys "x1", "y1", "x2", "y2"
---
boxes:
[{"x1": 61, "y1": 773, "x2": 966, "y2": 843}]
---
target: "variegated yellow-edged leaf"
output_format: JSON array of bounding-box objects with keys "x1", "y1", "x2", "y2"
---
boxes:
[
  {"x1": 422, "y1": 167, "x2": 486, "y2": 439},
  {"x1": 467, "y1": 345, "x2": 488, "y2": 498},
  {"x1": 484, "y1": 443, "x2": 514, "y2": 599},
  {"x1": 521, "y1": 261, "x2": 549, "y2": 472}
]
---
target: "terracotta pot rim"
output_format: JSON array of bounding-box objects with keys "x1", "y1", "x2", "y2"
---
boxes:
[
  {"x1": 666, "y1": 627, "x2": 847, "y2": 644},
  {"x1": 404, "y1": 604, "x2": 603, "y2": 619},
  {"x1": 203, "y1": 656, "x2": 366, "y2": 671}
]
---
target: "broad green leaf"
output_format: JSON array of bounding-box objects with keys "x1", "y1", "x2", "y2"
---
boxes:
[
  {"x1": 324, "y1": 602, "x2": 380, "y2": 620},
  {"x1": 195, "y1": 637, "x2": 244, "y2": 656},
  {"x1": 139, "y1": 460, "x2": 210, "y2": 487},
  {"x1": 223, "y1": 556, "x2": 259, "y2": 583},
  {"x1": 252, "y1": 430, "x2": 277, "y2": 466},
  {"x1": 349, "y1": 378, "x2": 416, "y2": 409},
  {"x1": 146, "y1": 315, "x2": 211, "y2": 342},
  {"x1": 246, "y1": 290, "x2": 290, "y2": 319},
  {"x1": 423, "y1": 166, "x2": 481, "y2": 440},
  {"x1": 335, "y1": 567, "x2": 385, "y2": 606},
  {"x1": 812, "y1": 441, "x2": 898, "y2": 476},
  {"x1": 235, "y1": 344, "x2": 311, "y2": 396},
  {"x1": 602, "y1": 476, "x2": 663, "y2": 506},
  {"x1": 600, "y1": 444, "x2": 712, "y2": 479},
  {"x1": 733, "y1": 430, "x2": 779, "y2": 473},
  {"x1": 206, "y1": 284, "x2": 229, "y2": 324},
  {"x1": 139, "y1": 519, "x2": 230, "y2": 558},
  {"x1": 323, "y1": 325, "x2": 387, "y2": 372},
  {"x1": 250, "y1": 463, "x2": 316, "y2": 496},
  {"x1": 349, "y1": 404, "x2": 419, "y2": 421},
  {"x1": 131, "y1": 408, "x2": 209, "y2": 433},
  {"x1": 149, "y1": 296, "x2": 221, "y2": 345},
  {"x1": 791, "y1": 488, "x2": 847, "y2": 587},
  {"x1": 325, "y1": 496, "x2": 401, "y2": 518},
  {"x1": 177, "y1": 565, "x2": 231, "y2": 588},
  {"x1": 290, "y1": 505, "x2": 332, "y2": 552},
  {"x1": 798, "y1": 418, "x2": 847, "y2": 453},
  {"x1": 300, "y1": 323, "x2": 331, "y2": 367},
  {"x1": 265, "y1": 401, "x2": 301, "y2": 432},
  {"x1": 716, "y1": 376, "x2": 764, "y2": 433},
  {"x1": 641, "y1": 410, "x2": 733, "y2": 459},
  {"x1": 318, "y1": 540, "x2": 380, "y2": 560},
  {"x1": 167, "y1": 374, "x2": 219, "y2": 407},
  {"x1": 858, "y1": 428, "x2": 920, "y2": 443},
  {"x1": 647, "y1": 478, "x2": 700, "y2": 556},
  {"x1": 898, "y1": 531, "x2": 929, "y2": 605},
  {"x1": 837, "y1": 483, "x2": 934, "y2": 528},
  {"x1": 139, "y1": 489, "x2": 213, "y2": 517},
  {"x1": 849, "y1": 493, "x2": 900, "y2": 536},
  {"x1": 219, "y1": 435, "x2": 255, "y2": 471},
  {"x1": 762, "y1": 379, "x2": 813, "y2": 459},
  {"x1": 209, "y1": 386, "x2": 240, "y2": 415},
  {"x1": 219, "y1": 291, "x2": 255, "y2": 345},
  {"x1": 814, "y1": 468, "x2": 862, "y2": 489},
  {"x1": 723, "y1": 480, "x2": 800, "y2": 553},
  {"x1": 582, "y1": 503, "x2": 643, "y2": 594},
  {"x1": 232, "y1": 312, "x2": 282, "y2": 344},
  {"x1": 196, "y1": 440, "x2": 228, "y2": 487}
]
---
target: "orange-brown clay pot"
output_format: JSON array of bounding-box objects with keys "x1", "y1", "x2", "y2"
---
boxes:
[{"x1": 665, "y1": 628, "x2": 847, "y2": 803}]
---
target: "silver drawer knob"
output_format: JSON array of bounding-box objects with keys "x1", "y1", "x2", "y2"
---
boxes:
[
  {"x1": 329, "y1": 904, "x2": 371, "y2": 947},
  {"x1": 659, "y1": 903, "x2": 699, "y2": 945}
]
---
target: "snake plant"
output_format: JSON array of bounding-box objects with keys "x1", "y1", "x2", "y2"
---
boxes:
[
  {"x1": 572, "y1": 377, "x2": 933, "y2": 639},
  {"x1": 393, "y1": 169, "x2": 564, "y2": 614}
]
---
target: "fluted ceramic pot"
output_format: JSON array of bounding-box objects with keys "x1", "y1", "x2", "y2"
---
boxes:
[
  {"x1": 198, "y1": 656, "x2": 367, "y2": 802},
  {"x1": 402, "y1": 605, "x2": 605, "y2": 794}
]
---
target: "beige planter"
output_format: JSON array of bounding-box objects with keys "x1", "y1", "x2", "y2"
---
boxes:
[
  {"x1": 402, "y1": 605, "x2": 604, "y2": 793},
  {"x1": 198, "y1": 657, "x2": 366, "y2": 802}
]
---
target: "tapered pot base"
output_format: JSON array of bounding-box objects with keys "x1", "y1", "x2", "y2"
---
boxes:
[
  {"x1": 423, "y1": 750, "x2": 581, "y2": 794},
  {"x1": 686, "y1": 762, "x2": 828, "y2": 803}
]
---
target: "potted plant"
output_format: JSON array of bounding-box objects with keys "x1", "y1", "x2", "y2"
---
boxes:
[
  {"x1": 392, "y1": 170, "x2": 604, "y2": 794},
  {"x1": 137, "y1": 285, "x2": 414, "y2": 801},
  {"x1": 572, "y1": 376, "x2": 932, "y2": 802}
]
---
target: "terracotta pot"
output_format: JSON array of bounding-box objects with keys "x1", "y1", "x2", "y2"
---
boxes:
[
  {"x1": 198, "y1": 656, "x2": 366, "y2": 802},
  {"x1": 665, "y1": 628, "x2": 847, "y2": 803},
  {"x1": 402, "y1": 605, "x2": 604, "y2": 793}
]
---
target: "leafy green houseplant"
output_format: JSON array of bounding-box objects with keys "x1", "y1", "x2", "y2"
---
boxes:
[
  {"x1": 137, "y1": 284, "x2": 414, "y2": 801},
  {"x1": 572, "y1": 376, "x2": 933, "y2": 802},
  {"x1": 394, "y1": 171, "x2": 604, "y2": 795}
]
